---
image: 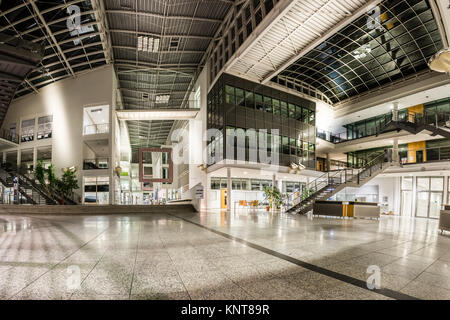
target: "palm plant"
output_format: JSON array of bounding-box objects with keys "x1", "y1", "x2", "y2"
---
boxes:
[
  {"x1": 34, "y1": 161, "x2": 79, "y2": 203},
  {"x1": 262, "y1": 186, "x2": 284, "y2": 209}
]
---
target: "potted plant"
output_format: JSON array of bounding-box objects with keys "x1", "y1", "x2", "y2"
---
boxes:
[{"x1": 263, "y1": 186, "x2": 284, "y2": 211}]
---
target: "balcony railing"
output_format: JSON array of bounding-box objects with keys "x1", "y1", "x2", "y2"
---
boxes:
[
  {"x1": 83, "y1": 123, "x2": 109, "y2": 135},
  {"x1": 83, "y1": 158, "x2": 109, "y2": 170},
  {"x1": 0, "y1": 129, "x2": 19, "y2": 144},
  {"x1": 316, "y1": 129, "x2": 348, "y2": 143}
]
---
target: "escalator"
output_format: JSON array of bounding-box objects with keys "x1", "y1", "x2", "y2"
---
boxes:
[
  {"x1": 0, "y1": 166, "x2": 53, "y2": 205},
  {"x1": 0, "y1": 164, "x2": 78, "y2": 205}
]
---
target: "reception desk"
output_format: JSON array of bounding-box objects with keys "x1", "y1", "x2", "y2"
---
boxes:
[
  {"x1": 313, "y1": 201, "x2": 380, "y2": 219},
  {"x1": 439, "y1": 209, "x2": 450, "y2": 234}
]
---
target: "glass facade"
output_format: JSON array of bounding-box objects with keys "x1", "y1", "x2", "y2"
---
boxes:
[
  {"x1": 210, "y1": 178, "x2": 273, "y2": 191},
  {"x1": 277, "y1": 0, "x2": 443, "y2": 104},
  {"x1": 207, "y1": 73, "x2": 316, "y2": 168}
]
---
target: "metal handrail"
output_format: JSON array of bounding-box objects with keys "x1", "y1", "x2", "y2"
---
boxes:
[
  {"x1": 83, "y1": 123, "x2": 109, "y2": 135},
  {"x1": 83, "y1": 158, "x2": 110, "y2": 170}
]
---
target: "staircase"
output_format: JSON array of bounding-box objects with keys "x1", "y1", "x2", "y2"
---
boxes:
[
  {"x1": 287, "y1": 152, "x2": 392, "y2": 215},
  {"x1": 0, "y1": 165, "x2": 56, "y2": 205}
]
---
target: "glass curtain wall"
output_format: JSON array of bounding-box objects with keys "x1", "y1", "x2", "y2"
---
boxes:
[{"x1": 207, "y1": 74, "x2": 316, "y2": 168}]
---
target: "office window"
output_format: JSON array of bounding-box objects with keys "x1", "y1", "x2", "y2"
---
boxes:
[
  {"x1": 302, "y1": 108, "x2": 309, "y2": 124},
  {"x1": 21, "y1": 118, "x2": 35, "y2": 142},
  {"x1": 288, "y1": 103, "x2": 295, "y2": 118},
  {"x1": 255, "y1": 94, "x2": 264, "y2": 111},
  {"x1": 273, "y1": 99, "x2": 280, "y2": 115},
  {"x1": 162, "y1": 152, "x2": 169, "y2": 165},
  {"x1": 225, "y1": 85, "x2": 235, "y2": 105},
  {"x1": 296, "y1": 106, "x2": 302, "y2": 121},
  {"x1": 37, "y1": 115, "x2": 53, "y2": 140},
  {"x1": 245, "y1": 91, "x2": 254, "y2": 109},
  {"x1": 282, "y1": 136, "x2": 290, "y2": 155},
  {"x1": 236, "y1": 88, "x2": 245, "y2": 107},
  {"x1": 264, "y1": 96, "x2": 272, "y2": 113},
  {"x1": 162, "y1": 167, "x2": 169, "y2": 180},
  {"x1": 281, "y1": 101, "x2": 288, "y2": 118}
]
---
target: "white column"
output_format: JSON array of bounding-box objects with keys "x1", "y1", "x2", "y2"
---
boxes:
[
  {"x1": 16, "y1": 149, "x2": 21, "y2": 168},
  {"x1": 393, "y1": 138, "x2": 399, "y2": 163},
  {"x1": 444, "y1": 176, "x2": 448, "y2": 206},
  {"x1": 227, "y1": 167, "x2": 231, "y2": 212},
  {"x1": 33, "y1": 147, "x2": 37, "y2": 170},
  {"x1": 272, "y1": 173, "x2": 276, "y2": 212},
  {"x1": 393, "y1": 102, "x2": 399, "y2": 122},
  {"x1": 326, "y1": 153, "x2": 330, "y2": 171}
]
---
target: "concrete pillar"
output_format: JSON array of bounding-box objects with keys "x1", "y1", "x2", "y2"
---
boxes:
[
  {"x1": 33, "y1": 147, "x2": 37, "y2": 171},
  {"x1": 272, "y1": 173, "x2": 276, "y2": 212},
  {"x1": 393, "y1": 138, "x2": 399, "y2": 163},
  {"x1": 227, "y1": 167, "x2": 231, "y2": 212},
  {"x1": 16, "y1": 149, "x2": 21, "y2": 168},
  {"x1": 443, "y1": 175, "x2": 448, "y2": 207},
  {"x1": 393, "y1": 102, "x2": 399, "y2": 122},
  {"x1": 326, "y1": 153, "x2": 330, "y2": 172},
  {"x1": 109, "y1": 171, "x2": 114, "y2": 205}
]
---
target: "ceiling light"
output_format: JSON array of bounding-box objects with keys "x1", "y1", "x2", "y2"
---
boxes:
[
  {"x1": 137, "y1": 36, "x2": 160, "y2": 53},
  {"x1": 429, "y1": 48, "x2": 450, "y2": 73},
  {"x1": 352, "y1": 44, "x2": 371, "y2": 59},
  {"x1": 155, "y1": 95, "x2": 170, "y2": 104}
]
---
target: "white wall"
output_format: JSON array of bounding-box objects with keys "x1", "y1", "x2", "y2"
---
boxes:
[
  {"x1": 367, "y1": 176, "x2": 400, "y2": 214},
  {"x1": 2, "y1": 66, "x2": 114, "y2": 201}
]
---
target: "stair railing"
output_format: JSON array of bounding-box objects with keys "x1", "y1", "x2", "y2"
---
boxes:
[{"x1": 356, "y1": 151, "x2": 388, "y2": 185}]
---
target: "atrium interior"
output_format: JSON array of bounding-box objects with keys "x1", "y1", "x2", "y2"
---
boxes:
[{"x1": 0, "y1": 0, "x2": 450, "y2": 301}]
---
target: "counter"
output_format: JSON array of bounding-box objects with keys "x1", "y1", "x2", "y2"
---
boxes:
[
  {"x1": 313, "y1": 201, "x2": 380, "y2": 219},
  {"x1": 439, "y1": 210, "x2": 450, "y2": 234}
]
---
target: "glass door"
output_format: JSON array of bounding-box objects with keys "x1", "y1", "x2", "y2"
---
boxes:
[
  {"x1": 429, "y1": 192, "x2": 442, "y2": 219},
  {"x1": 401, "y1": 191, "x2": 413, "y2": 217},
  {"x1": 416, "y1": 192, "x2": 429, "y2": 218},
  {"x1": 415, "y1": 177, "x2": 443, "y2": 219}
]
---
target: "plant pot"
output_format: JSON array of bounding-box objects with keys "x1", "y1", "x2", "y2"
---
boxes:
[{"x1": 266, "y1": 206, "x2": 270, "y2": 211}]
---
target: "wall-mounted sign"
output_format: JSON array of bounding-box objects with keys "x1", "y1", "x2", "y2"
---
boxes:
[{"x1": 195, "y1": 185, "x2": 204, "y2": 199}]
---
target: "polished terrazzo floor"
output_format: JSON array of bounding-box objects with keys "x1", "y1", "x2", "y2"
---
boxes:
[{"x1": 0, "y1": 209, "x2": 449, "y2": 300}]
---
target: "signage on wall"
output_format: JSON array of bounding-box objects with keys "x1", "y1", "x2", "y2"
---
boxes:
[{"x1": 195, "y1": 185, "x2": 204, "y2": 199}]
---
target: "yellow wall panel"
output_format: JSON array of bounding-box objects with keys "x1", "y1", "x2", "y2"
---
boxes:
[{"x1": 408, "y1": 141, "x2": 426, "y2": 163}]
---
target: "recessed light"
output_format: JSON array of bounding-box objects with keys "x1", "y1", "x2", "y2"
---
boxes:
[
  {"x1": 155, "y1": 95, "x2": 170, "y2": 104},
  {"x1": 137, "y1": 36, "x2": 160, "y2": 53}
]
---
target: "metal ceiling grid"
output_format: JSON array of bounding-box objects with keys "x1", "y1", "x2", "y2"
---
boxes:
[
  {"x1": 0, "y1": 0, "x2": 109, "y2": 98},
  {"x1": 278, "y1": 0, "x2": 443, "y2": 104},
  {"x1": 225, "y1": 0, "x2": 371, "y2": 83},
  {"x1": 105, "y1": 0, "x2": 234, "y2": 154}
]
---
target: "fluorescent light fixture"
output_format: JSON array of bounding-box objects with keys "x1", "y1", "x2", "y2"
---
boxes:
[
  {"x1": 137, "y1": 36, "x2": 160, "y2": 53},
  {"x1": 155, "y1": 95, "x2": 170, "y2": 104},
  {"x1": 352, "y1": 43, "x2": 372, "y2": 59},
  {"x1": 116, "y1": 109, "x2": 200, "y2": 121},
  {"x1": 429, "y1": 47, "x2": 450, "y2": 73}
]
